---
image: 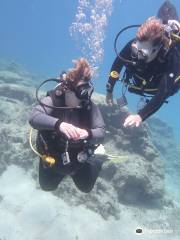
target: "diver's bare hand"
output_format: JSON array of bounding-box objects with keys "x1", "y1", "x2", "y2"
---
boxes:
[
  {"x1": 106, "y1": 92, "x2": 114, "y2": 106},
  {"x1": 168, "y1": 20, "x2": 180, "y2": 33},
  {"x1": 76, "y1": 128, "x2": 89, "y2": 139},
  {"x1": 123, "y1": 114, "x2": 142, "y2": 127},
  {"x1": 59, "y1": 122, "x2": 80, "y2": 140}
]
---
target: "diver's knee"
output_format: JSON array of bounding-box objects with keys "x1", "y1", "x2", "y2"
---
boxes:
[
  {"x1": 39, "y1": 183, "x2": 58, "y2": 191},
  {"x1": 76, "y1": 184, "x2": 94, "y2": 193},
  {"x1": 79, "y1": 188, "x2": 92, "y2": 193}
]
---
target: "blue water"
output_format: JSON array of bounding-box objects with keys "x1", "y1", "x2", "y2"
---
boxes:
[{"x1": 0, "y1": 1, "x2": 180, "y2": 239}]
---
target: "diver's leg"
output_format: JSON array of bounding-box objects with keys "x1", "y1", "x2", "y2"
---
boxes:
[
  {"x1": 72, "y1": 160, "x2": 103, "y2": 193},
  {"x1": 39, "y1": 159, "x2": 64, "y2": 191}
]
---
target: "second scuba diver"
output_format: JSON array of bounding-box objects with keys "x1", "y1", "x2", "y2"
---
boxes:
[
  {"x1": 29, "y1": 58, "x2": 105, "y2": 193},
  {"x1": 106, "y1": 1, "x2": 180, "y2": 127}
]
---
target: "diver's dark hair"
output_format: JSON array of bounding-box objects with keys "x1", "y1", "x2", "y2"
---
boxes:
[
  {"x1": 136, "y1": 17, "x2": 164, "y2": 45},
  {"x1": 66, "y1": 58, "x2": 92, "y2": 85},
  {"x1": 157, "y1": 0, "x2": 179, "y2": 24}
]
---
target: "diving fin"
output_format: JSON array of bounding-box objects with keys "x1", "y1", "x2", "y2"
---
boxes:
[{"x1": 157, "y1": 0, "x2": 179, "y2": 24}]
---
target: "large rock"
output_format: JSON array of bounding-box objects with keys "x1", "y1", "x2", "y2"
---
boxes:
[
  {"x1": 0, "y1": 64, "x2": 36, "y2": 171},
  {"x1": 98, "y1": 105, "x2": 164, "y2": 206}
]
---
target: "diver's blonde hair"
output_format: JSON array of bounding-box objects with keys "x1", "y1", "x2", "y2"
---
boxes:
[
  {"x1": 137, "y1": 17, "x2": 164, "y2": 45},
  {"x1": 66, "y1": 58, "x2": 92, "y2": 85}
]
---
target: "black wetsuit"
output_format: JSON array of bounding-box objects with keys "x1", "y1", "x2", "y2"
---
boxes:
[
  {"x1": 107, "y1": 39, "x2": 180, "y2": 121},
  {"x1": 29, "y1": 89, "x2": 105, "y2": 193}
]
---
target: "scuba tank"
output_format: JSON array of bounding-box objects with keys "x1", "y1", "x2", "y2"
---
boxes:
[{"x1": 157, "y1": 0, "x2": 179, "y2": 24}]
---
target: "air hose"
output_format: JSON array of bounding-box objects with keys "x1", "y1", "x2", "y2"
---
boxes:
[{"x1": 29, "y1": 128, "x2": 56, "y2": 166}]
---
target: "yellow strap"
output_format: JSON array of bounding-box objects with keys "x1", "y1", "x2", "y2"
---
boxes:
[
  {"x1": 174, "y1": 75, "x2": 180, "y2": 83},
  {"x1": 171, "y1": 33, "x2": 180, "y2": 41},
  {"x1": 131, "y1": 74, "x2": 180, "y2": 90},
  {"x1": 130, "y1": 85, "x2": 158, "y2": 92}
]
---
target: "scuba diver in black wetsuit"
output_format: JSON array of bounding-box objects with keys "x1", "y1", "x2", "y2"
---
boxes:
[
  {"x1": 29, "y1": 58, "x2": 105, "y2": 193},
  {"x1": 106, "y1": 1, "x2": 180, "y2": 128}
]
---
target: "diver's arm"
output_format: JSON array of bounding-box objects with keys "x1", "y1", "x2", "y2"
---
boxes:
[
  {"x1": 28, "y1": 96, "x2": 59, "y2": 130},
  {"x1": 106, "y1": 40, "x2": 133, "y2": 93},
  {"x1": 137, "y1": 75, "x2": 173, "y2": 121},
  {"x1": 87, "y1": 103, "x2": 105, "y2": 144},
  {"x1": 138, "y1": 46, "x2": 180, "y2": 121},
  {"x1": 106, "y1": 57, "x2": 124, "y2": 93}
]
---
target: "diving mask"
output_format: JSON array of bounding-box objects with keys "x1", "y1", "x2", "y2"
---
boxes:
[
  {"x1": 74, "y1": 81, "x2": 94, "y2": 100},
  {"x1": 64, "y1": 81, "x2": 94, "y2": 109},
  {"x1": 131, "y1": 40, "x2": 162, "y2": 62}
]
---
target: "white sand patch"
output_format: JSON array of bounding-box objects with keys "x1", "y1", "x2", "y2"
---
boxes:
[
  {"x1": 0, "y1": 166, "x2": 116, "y2": 240},
  {"x1": 0, "y1": 165, "x2": 179, "y2": 240}
]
